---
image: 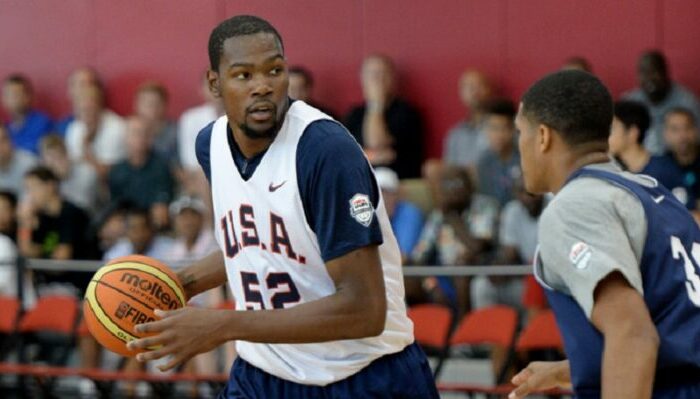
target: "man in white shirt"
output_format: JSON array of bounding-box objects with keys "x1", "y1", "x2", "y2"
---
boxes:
[{"x1": 65, "y1": 84, "x2": 126, "y2": 178}]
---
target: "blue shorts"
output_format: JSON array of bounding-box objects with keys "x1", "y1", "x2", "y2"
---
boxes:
[{"x1": 218, "y1": 342, "x2": 439, "y2": 399}]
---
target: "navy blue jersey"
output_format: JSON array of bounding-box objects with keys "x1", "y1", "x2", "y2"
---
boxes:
[{"x1": 544, "y1": 168, "x2": 700, "y2": 397}]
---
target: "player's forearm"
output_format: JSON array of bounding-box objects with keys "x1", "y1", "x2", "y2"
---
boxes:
[
  {"x1": 601, "y1": 329, "x2": 658, "y2": 399},
  {"x1": 175, "y1": 250, "x2": 227, "y2": 301},
  {"x1": 219, "y1": 289, "x2": 387, "y2": 344}
]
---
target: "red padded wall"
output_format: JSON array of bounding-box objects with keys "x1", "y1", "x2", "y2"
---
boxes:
[{"x1": 1, "y1": 0, "x2": 699, "y2": 158}]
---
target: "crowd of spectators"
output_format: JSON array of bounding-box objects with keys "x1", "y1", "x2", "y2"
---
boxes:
[{"x1": 1, "y1": 48, "x2": 700, "y2": 381}]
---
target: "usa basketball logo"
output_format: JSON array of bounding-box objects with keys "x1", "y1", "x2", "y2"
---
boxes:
[{"x1": 349, "y1": 193, "x2": 374, "y2": 227}]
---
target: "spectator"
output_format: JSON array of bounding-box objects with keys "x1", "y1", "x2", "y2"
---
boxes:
[
  {"x1": 0, "y1": 232, "x2": 17, "y2": 296},
  {"x1": 288, "y1": 66, "x2": 335, "y2": 118},
  {"x1": 108, "y1": 117, "x2": 174, "y2": 230},
  {"x1": 344, "y1": 54, "x2": 424, "y2": 178},
  {"x1": 65, "y1": 83, "x2": 126, "y2": 178},
  {"x1": 39, "y1": 134, "x2": 99, "y2": 213},
  {"x1": 1, "y1": 74, "x2": 53, "y2": 155},
  {"x1": 0, "y1": 191, "x2": 17, "y2": 242},
  {"x1": 81, "y1": 207, "x2": 173, "y2": 382},
  {"x1": 476, "y1": 99, "x2": 521, "y2": 207},
  {"x1": 443, "y1": 69, "x2": 494, "y2": 168},
  {"x1": 17, "y1": 166, "x2": 93, "y2": 294},
  {"x1": 411, "y1": 166, "x2": 499, "y2": 314},
  {"x1": 562, "y1": 56, "x2": 593, "y2": 73},
  {"x1": 0, "y1": 124, "x2": 37, "y2": 194},
  {"x1": 134, "y1": 81, "x2": 179, "y2": 167},
  {"x1": 55, "y1": 67, "x2": 101, "y2": 135},
  {"x1": 95, "y1": 203, "x2": 128, "y2": 256},
  {"x1": 644, "y1": 108, "x2": 700, "y2": 213},
  {"x1": 375, "y1": 167, "x2": 424, "y2": 261},
  {"x1": 471, "y1": 179, "x2": 545, "y2": 311},
  {"x1": 179, "y1": 73, "x2": 223, "y2": 172},
  {"x1": 609, "y1": 100, "x2": 652, "y2": 173},
  {"x1": 623, "y1": 50, "x2": 700, "y2": 155},
  {"x1": 168, "y1": 196, "x2": 222, "y2": 375},
  {"x1": 103, "y1": 207, "x2": 174, "y2": 262}
]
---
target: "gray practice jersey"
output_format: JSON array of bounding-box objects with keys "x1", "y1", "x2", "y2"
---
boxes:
[{"x1": 536, "y1": 162, "x2": 652, "y2": 318}]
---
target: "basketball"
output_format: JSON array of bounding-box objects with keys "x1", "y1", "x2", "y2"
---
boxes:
[{"x1": 83, "y1": 255, "x2": 186, "y2": 357}]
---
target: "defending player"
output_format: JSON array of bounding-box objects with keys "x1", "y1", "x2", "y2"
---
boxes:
[
  {"x1": 509, "y1": 70, "x2": 700, "y2": 398},
  {"x1": 127, "y1": 15, "x2": 438, "y2": 398}
]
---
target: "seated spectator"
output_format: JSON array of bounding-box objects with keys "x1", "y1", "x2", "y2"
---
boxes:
[
  {"x1": 103, "y1": 207, "x2": 174, "y2": 265},
  {"x1": 17, "y1": 166, "x2": 93, "y2": 295},
  {"x1": 411, "y1": 166, "x2": 499, "y2": 314},
  {"x1": 55, "y1": 67, "x2": 101, "y2": 135},
  {"x1": 81, "y1": 207, "x2": 173, "y2": 383},
  {"x1": 471, "y1": 179, "x2": 545, "y2": 311},
  {"x1": 134, "y1": 81, "x2": 179, "y2": 167},
  {"x1": 0, "y1": 232, "x2": 17, "y2": 295},
  {"x1": 476, "y1": 99, "x2": 521, "y2": 207},
  {"x1": 609, "y1": 100, "x2": 652, "y2": 173},
  {"x1": 644, "y1": 108, "x2": 700, "y2": 213},
  {"x1": 168, "y1": 196, "x2": 222, "y2": 375},
  {"x1": 94, "y1": 203, "x2": 129, "y2": 257},
  {"x1": 443, "y1": 69, "x2": 494, "y2": 168},
  {"x1": 344, "y1": 54, "x2": 423, "y2": 178},
  {"x1": 288, "y1": 66, "x2": 336, "y2": 118},
  {"x1": 375, "y1": 167, "x2": 424, "y2": 261},
  {"x1": 0, "y1": 191, "x2": 17, "y2": 241},
  {"x1": 562, "y1": 56, "x2": 593, "y2": 73},
  {"x1": 179, "y1": 73, "x2": 223, "y2": 172},
  {"x1": 1, "y1": 74, "x2": 53, "y2": 155},
  {"x1": 108, "y1": 116, "x2": 174, "y2": 230},
  {"x1": 65, "y1": 83, "x2": 126, "y2": 178},
  {"x1": 0, "y1": 124, "x2": 37, "y2": 194},
  {"x1": 623, "y1": 50, "x2": 700, "y2": 155},
  {"x1": 40, "y1": 134, "x2": 99, "y2": 213}
]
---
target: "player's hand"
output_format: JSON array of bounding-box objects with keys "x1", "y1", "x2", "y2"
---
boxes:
[
  {"x1": 508, "y1": 360, "x2": 571, "y2": 399},
  {"x1": 127, "y1": 307, "x2": 229, "y2": 372}
]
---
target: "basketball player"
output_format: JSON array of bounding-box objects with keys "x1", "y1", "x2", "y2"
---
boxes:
[
  {"x1": 508, "y1": 70, "x2": 700, "y2": 398},
  {"x1": 127, "y1": 15, "x2": 438, "y2": 398}
]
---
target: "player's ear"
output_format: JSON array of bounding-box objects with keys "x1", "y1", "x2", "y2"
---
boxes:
[
  {"x1": 207, "y1": 70, "x2": 221, "y2": 98},
  {"x1": 538, "y1": 124, "x2": 553, "y2": 153}
]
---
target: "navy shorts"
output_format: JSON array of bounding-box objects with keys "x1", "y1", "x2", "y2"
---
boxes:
[{"x1": 218, "y1": 342, "x2": 439, "y2": 399}]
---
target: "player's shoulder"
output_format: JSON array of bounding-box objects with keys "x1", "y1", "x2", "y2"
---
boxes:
[
  {"x1": 298, "y1": 118, "x2": 363, "y2": 162},
  {"x1": 542, "y1": 173, "x2": 644, "y2": 228}
]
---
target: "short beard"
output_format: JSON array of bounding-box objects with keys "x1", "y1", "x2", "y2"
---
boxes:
[{"x1": 238, "y1": 120, "x2": 280, "y2": 140}]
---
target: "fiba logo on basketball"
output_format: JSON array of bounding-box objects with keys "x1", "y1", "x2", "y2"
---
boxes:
[
  {"x1": 115, "y1": 301, "x2": 155, "y2": 325},
  {"x1": 119, "y1": 272, "x2": 180, "y2": 309}
]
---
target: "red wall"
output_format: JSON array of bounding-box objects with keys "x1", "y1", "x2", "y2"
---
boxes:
[{"x1": 2, "y1": 0, "x2": 700, "y2": 158}]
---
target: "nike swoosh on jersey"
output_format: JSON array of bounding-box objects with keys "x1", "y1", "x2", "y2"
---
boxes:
[
  {"x1": 269, "y1": 181, "x2": 287, "y2": 192},
  {"x1": 653, "y1": 195, "x2": 665, "y2": 204}
]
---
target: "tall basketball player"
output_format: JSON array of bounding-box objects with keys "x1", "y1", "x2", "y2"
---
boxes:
[
  {"x1": 509, "y1": 70, "x2": 700, "y2": 398},
  {"x1": 128, "y1": 15, "x2": 438, "y2": 399}
]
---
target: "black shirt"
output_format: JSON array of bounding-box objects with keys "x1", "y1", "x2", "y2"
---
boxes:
[
  {"x1": 344, "y1": 98, "x2": 424, "y2": 179},
  {"x1": 32, "y1": 200, "x2": 93, "y2": 290}
]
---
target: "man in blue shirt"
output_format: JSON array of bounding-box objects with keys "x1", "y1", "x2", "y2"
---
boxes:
[
  {"x1": 1, "y1": 74, "x2": 53, "y2": 155},
  {"x1": 643, "y1": 107, "x2": 700, "y2": 217}
]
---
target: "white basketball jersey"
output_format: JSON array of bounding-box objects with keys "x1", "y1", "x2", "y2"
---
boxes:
[{"x1": 208, "y1": 101, "x2": 413, "y2": 385}]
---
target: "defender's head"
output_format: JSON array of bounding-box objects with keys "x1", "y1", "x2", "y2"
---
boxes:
[
  {"x1": 516, "y1": 70, "x2": 613, "y2": 193},
  {"x1": 207, "y1": 15, "x2": 288, "y2": 140}
]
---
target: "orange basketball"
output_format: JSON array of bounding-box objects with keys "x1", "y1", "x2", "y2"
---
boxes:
[{"x1": 82, "y1": 255, "x2": 186, "y2": 357}]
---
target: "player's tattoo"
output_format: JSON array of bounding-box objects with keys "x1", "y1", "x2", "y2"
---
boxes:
[{"x1": 180, "y1": 273, "x2": 197, "y2": 289}]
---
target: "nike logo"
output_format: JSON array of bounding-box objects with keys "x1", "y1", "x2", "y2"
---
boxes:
[
  {"x1": 269, "y1": 181, "x2": 287, "y2": 192},
  {"x1": 653, "y1": 195, "x2": 665, "y2": 204}
]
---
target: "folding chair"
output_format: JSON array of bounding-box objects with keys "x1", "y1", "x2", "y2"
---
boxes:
[
  {"x1": 448, "y1": 305, "x2": 519, "y2": 387},
  {"x1": 17, "y1": 295, "x2": 79, "y2": 366},
  {"x1": 515, "y1": 310, "x2": 563, "y2": 352},
  {"x1": 0, "y1": 296, "x2": 21, "y2": 359},
  {"x1": 406, "y1": 303, "x2": 453, "y2": 377}
]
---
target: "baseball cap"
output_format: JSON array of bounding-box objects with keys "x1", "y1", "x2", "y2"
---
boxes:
[
  {"x1": 374, "y1": 167, "x2": 399, "y2": 192},
  {"x1": 169, "y1": 196, "x2": 207, "y2": 216}
]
